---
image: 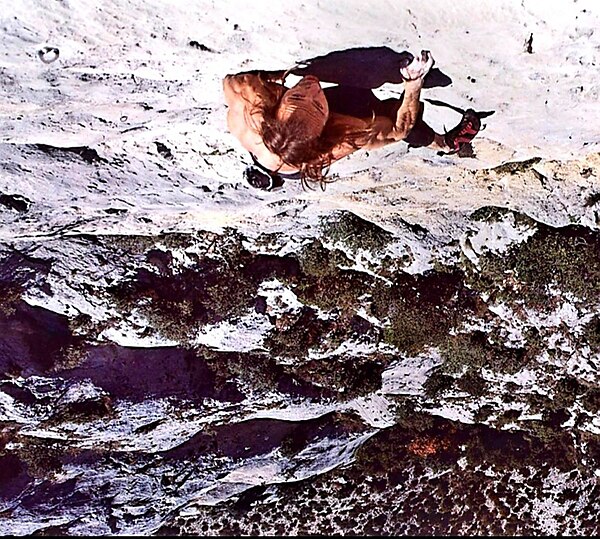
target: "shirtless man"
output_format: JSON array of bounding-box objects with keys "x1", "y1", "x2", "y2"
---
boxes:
[{"x1": 223, "y1": 51, "x2": 481, "y2": 190}]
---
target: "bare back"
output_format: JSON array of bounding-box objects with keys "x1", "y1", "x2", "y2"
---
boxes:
[
  {"x1": 223, "y1": 72, "x2": 420, "y2": 172},
  {"x1": 223, "y1": 74, "x2": 298, "y2": 173}
]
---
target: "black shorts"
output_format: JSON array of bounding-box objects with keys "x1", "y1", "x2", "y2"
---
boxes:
[
  {"x1": 244, "y1": 154, "x2": 302, "y2": 190},
  {"x1": 250, "y1": 153, "x2": 302, "y2": 180}
]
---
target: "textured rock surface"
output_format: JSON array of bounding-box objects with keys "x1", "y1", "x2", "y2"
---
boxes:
[{"x1": 1, "y1": 0, "x2": 599, "y2": 536}]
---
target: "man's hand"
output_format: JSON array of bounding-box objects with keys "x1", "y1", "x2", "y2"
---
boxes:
[{"x1": 400, "y1": 50, "x2": 434, "y2": 82}]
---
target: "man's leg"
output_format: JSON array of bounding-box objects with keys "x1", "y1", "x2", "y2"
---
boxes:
[{"x1": 406, "y1": 109, "x2": 482, "y2": 152}]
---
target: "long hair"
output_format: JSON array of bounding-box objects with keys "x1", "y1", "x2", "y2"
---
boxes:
[{"x1": 247, "y1": 75, "x2": 373, "y2": 190}]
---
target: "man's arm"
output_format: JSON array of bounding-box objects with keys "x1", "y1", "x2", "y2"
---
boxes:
[
  {"x1": 325, "y1": 86, "x2": 425, "y2": 162},
  {"x1": 324, "y1": 81, "x2": 427, "y2": 163},
  {"x1": 389, "y1": 81, "x2": 423, "y2": 140},
  {"x1": 326, "y1": 113, "x2": 402, "y2": 162},
  {"x1": 390, "y1": 51, "x2": 433, "y2": 139},
  {"x1": 338, "y1": 54, "x2": 432, "y2": 153}
]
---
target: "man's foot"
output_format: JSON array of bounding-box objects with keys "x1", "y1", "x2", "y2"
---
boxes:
[
  {"x1": 400, "y1": 50, "x2": 434, "y2": 81},
  {"x1": 444, "y1": 109, "x2": 482, "y2": 151}
]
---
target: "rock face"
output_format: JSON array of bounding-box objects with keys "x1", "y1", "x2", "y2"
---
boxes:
[
  {"x1": 2, "y1": 201, "x2": 600, "y2": 535},
  {"x1": 1, "y1": 0, "x2": 600, "y2": 536}
]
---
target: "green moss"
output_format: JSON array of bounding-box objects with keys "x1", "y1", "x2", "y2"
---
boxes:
[
  {"x1": 512, "y1": 227, "x2": 600, "y2": 301},
  {"x1": 488, "y1": 157, "x2": 542, "y2": 176},
  {"x1": 473, "y1": 404, "x2": 495, "y2": 423},
  {"x1": 581, "y1": 387, "x2": 600, "y2": 414},
  {"x1": 382, "y1": 307, "x2": 444, "y2": 354},
  {"x1": 107, "y1": 230, "x2": 219, "y2": 256},
  {"x1": 116, "y1": 251, "x2": 257, "y2": 343},
  {"x1": 297, "y1": 240, "x2": 352, "y2": 278},
  {"x1": 108, "y1": 232, "x2": 301, "y2": 343},
  {"x1": 582, "y1": 316, "x2": 600, "y2": 351},
  {"x1": 319, "y1": 211, "x2": 393, "y2": 254},
  {"x1": 468, "y1": 206, "x2": 537, "y2": 229},
  {"x1": 436, "y1": 331, "x2": 535, "y2": 376},
  {"x1": 317, "y1": 211, "x2": 422, "y2": 277},
  {"x1": 294, "y1": 240, "x2": 372, "y2": 317},
  {"x1": 525, "y1": 391, "x2": 553, "y2": 413},
  {"x1": 0, "y1": 282, "x2": 22, "y2": 316},
  {"x1": 291, "y1": 356, "x2": 385, "y2": 399},
  {"x1": 437, "y1": 333, "x2": 489, "y2": 375},
  {"x1": 264, "y1": 306, "x2": 332, "y2": 360},
  {"x1": 375, "y1": 270, "x2": 476, "y2": 355},
  {"x1": 495, "y1": 409, "x2": 522, "y2": 428},
  {"x1": 270, "y1": 239, "x2": 384, "y2": 356},
  {"x1": 423, "y1": 371, "x2": 455, "y2": 396},
  {"x1": 462, "y1": 424, "x2": 578, "y2": 471},
  {"x1": 204, "y1": 349, "x2": 281, "y2": 395},
  {"x1": 467, "y1": 224, "x2": 600, "y2": 308},
  {"x1": 16, "y1": 438, "x2": 64, "y2": 479},
  {"x1": 551, "y1": 376, "x2": 585, "y2": 409},
  {"x1": 469, "y1": 206, "x2": 516, "y2": 223},
  {"x1": 49, "y1": 343, "x2": 89, "y2": 371},
  {"x1": 456, "y1": 369, "x2": 489, "y2": 396}
]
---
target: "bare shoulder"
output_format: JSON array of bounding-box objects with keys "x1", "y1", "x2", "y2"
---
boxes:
[
  {"x1": 223, "y1": 74, "x2": 258, "y2": 105},
  {"x1": 223, "y1": 74, "x2": 284, "y2": 155}
]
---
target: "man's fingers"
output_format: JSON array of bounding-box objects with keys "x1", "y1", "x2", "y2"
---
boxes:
[
  {"x1": 421, "y1": 50, "x2": 434, "y2": 71},
  {"x1": 400, "y1": 50, "x2": 434, "y2": 81},
  {"x1": 398, "y1": 52, "x2": 415, "y2": 70}
]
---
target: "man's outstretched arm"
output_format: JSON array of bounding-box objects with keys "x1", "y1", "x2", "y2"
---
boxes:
[{"x1": 390, "y1": 50, "x2": 434, "y2": 140}]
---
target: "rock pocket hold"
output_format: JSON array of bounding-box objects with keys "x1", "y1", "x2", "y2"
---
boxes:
[{"x1": 37, "y1": 46, "x2": 60, "y2": 64}]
